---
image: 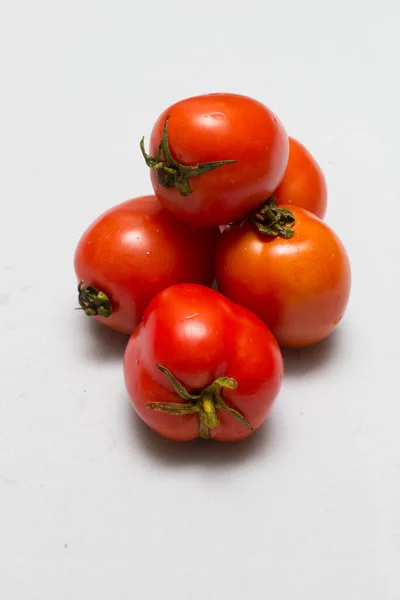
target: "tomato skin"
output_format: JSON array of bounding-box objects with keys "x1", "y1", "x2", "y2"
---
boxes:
[
  {"x1": 124, "y1": 284, "x2": 283, "y2": 442},
  {"x1": 74, "y1": 196, "x2": 220, "y2": 334},
  {"x1": 273, "y1": 137, "x2": 327, "y2": 219},
  {"x1": 215, "y1": 207, "x2": 351, "y2": 348},
  {"x1": 148, "y1": 93, "x2": 289, "y2": 227}
]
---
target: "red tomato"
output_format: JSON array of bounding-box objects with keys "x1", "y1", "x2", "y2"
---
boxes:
[
  {"x1": 141, "y1": 93, "x2": 289, "y2": 227},
  {"x1": 74, "y1": 196, "x2": 220, "y2": 334},
  {"x1": 215, "y1": 204, "x2": 351, "y2": 348},
  {"x1": 273, "y1": 137, "x2": 327, "y2": 218},
  {"x1": 124, "y1": 284, "x2": 283, "y2": 442}
]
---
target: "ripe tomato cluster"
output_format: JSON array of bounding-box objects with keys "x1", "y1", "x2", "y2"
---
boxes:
[{"x1": 74, "y1": 93, "x2": 351, "y2": 443}]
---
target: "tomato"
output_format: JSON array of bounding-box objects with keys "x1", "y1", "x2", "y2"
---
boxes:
[
  {"x1": 74, "y1": 196, "x2": 220, "y2": 334},
  {"x1": 273, "y1": 137, "x2": 327, "y2": 218},
  {"x1": 215, "y1": 202, "x2": 351, "y2": 348},
  {"x1": 124, "y1": 284, "x2": 283, "y2": 441},
  {"x1": 141, "y1": 93, "x2": 289, "y2": 227}
]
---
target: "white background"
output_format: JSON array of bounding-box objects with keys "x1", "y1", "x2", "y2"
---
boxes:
[{"x1": 1, "y1": 0, "x2": 399, "y2": 598}]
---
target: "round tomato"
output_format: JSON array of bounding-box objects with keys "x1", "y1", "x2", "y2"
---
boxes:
[
  {"x1": 74, "y1": 196, "x2": 220, "y2": 334},
  {"x1": 215, "y1": 203, "x2": 351, "y2": 348},
  {"x1": 124, "y1": 284, "x2": 283, "y2": 442},
  {"x1": 273, "y1": 137, "x2": 327, "y2": 218},
  {"x1": 141, "y1": 93, "x2": 289, "y2": 227}
]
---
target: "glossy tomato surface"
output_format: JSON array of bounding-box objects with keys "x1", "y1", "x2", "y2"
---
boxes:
[
  {"x1": 74, "y1": 196, "x2": 220, "y2": 334},
  {"x1": 147, "y1": 93, "x2": 289, "y2": 227},
  {"x1": 124, "y1": 284, "x2": 283, "y2": 441},
  {"x1": 216, "y1": 207, "x2": 351, "y2": 348},
  {"x1": 273, "y1": 137, "x2": 327, "y2": 218}
]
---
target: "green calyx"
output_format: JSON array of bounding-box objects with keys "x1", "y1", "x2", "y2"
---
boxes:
[
  {"x1": 239, "y1": 196, "x2": 296, "y2": 239},
  {"x1": 77, "y1": 281, "x2": 112, "y2": 318},
  {"x1": 147, "y1": 364, "x2": 253, "y2": 440},
  {"x1": 140, "y1": 115, "x2": 236, "y2": 197}
]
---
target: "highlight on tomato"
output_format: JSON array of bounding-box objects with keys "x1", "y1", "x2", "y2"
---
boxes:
[
  {"x1": 124, "y1": 284, "x2": 283, "y2": 441},
  {"x1": 273, "y1": 137, "x2": 327, "y2": 219},
  {"x1": 140, "y1": 93, "x2": 289, "y2": 227},
  {"x1": 74, "y1": 196, "x2": 220, "y2": 334},
  {"x1": 215, "y1": 199, "x2": 351, "y2": 348}
]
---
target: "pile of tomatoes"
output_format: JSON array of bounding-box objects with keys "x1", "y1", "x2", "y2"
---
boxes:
[{"x1": 74, "y1": 93, "x2": 351, "y2": 443}]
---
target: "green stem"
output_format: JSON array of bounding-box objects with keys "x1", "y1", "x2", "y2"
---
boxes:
[
  {"x1": 77, "y1": 281, "x2": 112, "y2": 318},
  {"x1": 146, "y1": 364, "x2": 253, "y2": 439},
  {"x1": 140, "y1": 115, "x2": 236, "y2": 197},
  {"x1": 237, "y1": 196, "x2": 296, "y2": 239},
  {"x1": 201, "y1": 392, "x2": 221, "y2": 429}
]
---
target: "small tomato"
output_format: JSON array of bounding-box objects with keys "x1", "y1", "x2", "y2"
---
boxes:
[
  {"x1": 215, "y1": 201, "x2": 351, "y2": 348},
  {"x1": 141, "y1": 93, "x2": 289, "y2": 227},
  {"x1": 273, "y1": 137, "x2": 327, "y2": 218},
  {"x1": 124, "y1": 284, "x2": 283, "y2": 441},
  {"x1": 74, "y1": 196, "x2": 219, "y2": 334}
]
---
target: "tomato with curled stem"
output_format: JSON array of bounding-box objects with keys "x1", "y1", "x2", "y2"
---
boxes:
[
  {"x1": 273, "y1": 137, "x2": 327, "y2": 218},
  {"x1": 74, "y1": 196, "x2": 220, "y2": 334},
  {"x1": 215, "y1": 201, "x2": 351, "y2": 348},
  {"x1": 141, "y1": 93, "x2": 289, "y2": 227},
  {"x1": 124, "y1": 284, "x2": 283, "y2": 441}
]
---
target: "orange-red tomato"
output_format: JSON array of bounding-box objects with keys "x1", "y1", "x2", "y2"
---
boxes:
[
  {"x1": 273, "y1": 137, "x2": 327, "y2": 218},
  {"x1": 215, "y1": 206, "x2": 351, "y2": 348},
  {"x1": 142, "y1": 93, "x2": 289, "y2": 227},
  {"x1": 74, "y1": 196, "x2": 220, "y2": 334}
]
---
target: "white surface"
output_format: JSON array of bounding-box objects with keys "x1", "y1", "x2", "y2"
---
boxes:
[{"x1": 1, "y1": 1, "x2": 399, "y2": 598}]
